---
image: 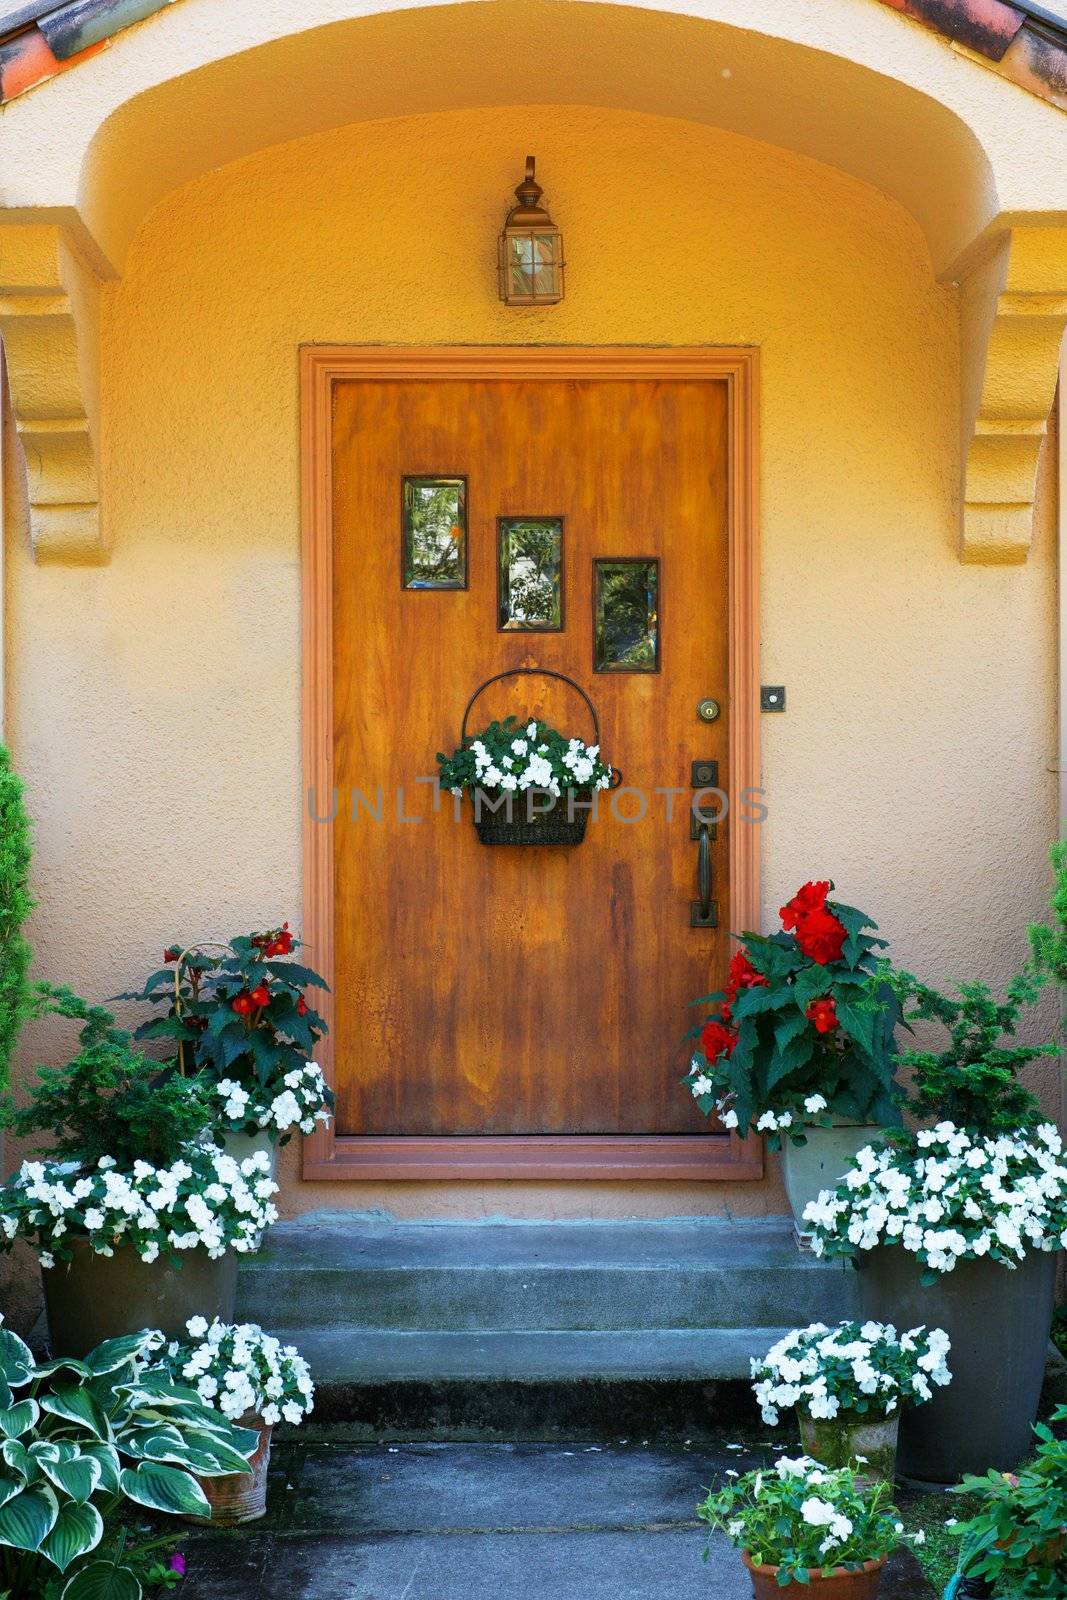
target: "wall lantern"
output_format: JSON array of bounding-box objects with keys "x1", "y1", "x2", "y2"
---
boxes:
[{"x1": 497, "y1": 156, "x2": 564, "y2": 306}]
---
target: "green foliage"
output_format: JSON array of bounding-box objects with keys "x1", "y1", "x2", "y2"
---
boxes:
[
  {"x1": 945, "y1": 1406, "x2": 1067, "y2": 1598},
  {"x1": 0, "y1": 745, "x2": 34, "y2": 1096},
  {"x1": 1029, "y1": 838, "x2": 1067, "y2": 985},
  {"x1": 0, "y1": 988, "x2": 213, "y2": 1169},
  {"x1": 117, "y1": 929, "x2": 329, "y2": 1139},
  {"x1": 698, "y1": 1457, "x2": 908, "y2": 1584},
  {"x1": 886, "y1": 966, "x2": 1055, "y2": 1133},
  {"x1": 0, "y1": 1321, "x2": 256, "y2": 1600}
]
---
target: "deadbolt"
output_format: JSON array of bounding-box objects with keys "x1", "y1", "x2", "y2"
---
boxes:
[{"x1": 697, "y1": 697, "x2": 721, "y2": 723}]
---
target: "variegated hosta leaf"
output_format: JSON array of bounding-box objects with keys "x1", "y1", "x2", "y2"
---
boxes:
[
  {"x1": 40, "y1": 1499, "x2": 104, "y2": 1573},
  {"x1": 2, "y1": 1441, "x2": 39, "y2": 1483},
  {"x1": 0, "y1": 1483, "x2": 58, "y2": 1552},
  {"x1": 113, "y1": 1425, "x2": 184, "y2": 1460},
  {"x1": 85, "y1": 1334, "x2": 159, "y2": 1377},
  {"x1": 0, "y1": 1331, "x2": 34, "y2": 1389},
  {"x1": 0, "y1": 1376, "x2": 12, "y2": 1410},
  {"x1": 62, "y1": 1556, "x2": 143, "y2": 1600},
  {"x1": 40, "y1": 1388, "x2": 111, "y2": 1442},
  {"x1": 0, "y1": 1475, "x2": 24, "y2": 1509},
  {"x1": 33, "y1": 1357, "x2": 93, "y2": 1383},
  {"x1": 118, "y1": 1461, "x2": 210, "y2": 1517},
  {"x1": 40, "y1": 1450, "x2": 102, "y2": 1504},
  {"x1": 143, "y1": 1435, "x2": 254, "y2": 1477},
  {"x1": 29, "y1": 1442, "x2": 62, "y2": 1463},
  {"x1": 76, "y1": 1443, "x2": 120, "y2": 1496},
  {"x1": 0, "y1": 1400, "x2": 39, "y2": 1440}
]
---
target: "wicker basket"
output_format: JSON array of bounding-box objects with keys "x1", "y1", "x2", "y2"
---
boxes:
[
  {"x1": 459, "y1": 668, "x2": 618, "y2": 847},
  {"x1": 473, "y1": 790, "x2": 592, "y2": 846}
]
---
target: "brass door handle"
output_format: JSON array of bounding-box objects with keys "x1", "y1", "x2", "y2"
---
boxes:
[{"x1": 690, "y1": 820, "x2": 718, "y2": 928}]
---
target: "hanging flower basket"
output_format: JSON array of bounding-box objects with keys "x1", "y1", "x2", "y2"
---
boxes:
[{"x1": 438, "y1": 668, "x2": 619, "y2": 847}]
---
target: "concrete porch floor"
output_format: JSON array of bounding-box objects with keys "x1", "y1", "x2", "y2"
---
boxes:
[{"x1": 177, "y1": 1438, "x2": 935, "y2": 1599}]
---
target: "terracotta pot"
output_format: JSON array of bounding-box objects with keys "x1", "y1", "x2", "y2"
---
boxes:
[
  {"x1": 857, "y1": 1244, "x2": 1056, "y2": 1483},
  {"x1": 781, "y1": 1124, "x2": 883, "y2": 1244},
  {"x1": 798, "y1": 1408, "x2": 899, "y2": 1487},
  {"x1": 43, "y1": 1240, "x2": 237, "y2": 1357},
  {"x1": 187, "y1": 1413, "x2": 272, "y2": 1526},
  {"x1": 741, "y1": 1551, "x2": 886, "y2": 1598}
]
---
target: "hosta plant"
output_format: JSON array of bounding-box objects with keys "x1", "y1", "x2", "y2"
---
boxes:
[
  {"x1": 0, "y1": 1320, "x2": 256, "y2": 1599},
  {"x1": 152, "y1": 1319, "x2": 314, "y2": 1428},
  {"x1": 804, "y1": 1121, "x2": 1067, "y2": 1281},
  {"x1": 437, "y1": 717, "x2": 613, "y2": 801},
  {"x1": 698, "y1": 1455, "x2": 915, "y2": 1584},
  {"x1": 751, "y1": 1321, "x2": 952, "y2": 1426},
  {"x1": 119, "y1": 929, "x2": 331, "y2": 1145},
  {"x1": 0, "y1": 1148, "x2": 277, "y2": 1269},
  {"x1": 945, "y1": 1406, "x2": 1067, "y2": 1598},
  {"x1": 684, "y1": 882, "x2": 901, "y2": 1147}
]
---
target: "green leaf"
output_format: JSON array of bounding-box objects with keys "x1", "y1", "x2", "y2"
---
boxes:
[
  {"x1": 40, "y1": 1450, "x2": 101, "y2": 1504},
  {"x1": 2, "y1": 1441, "x2": 38, "y2": 1483},
  {"x1": 41, "y1": 1388, "x2": 111, "y2": 1442},
  {"x1": 0, "y1": 1330, "x2": 34, "y2": 1389},
  {"x1": 0, "y1": 1476, "x2": 24, "y2": 1509},
  {"x1": 40, "y1": 1500, "x2": 103, "y2": 1573},
  {"x1": 63, "y1": 1558, "x2": 142, "y2": 1600},
  {"x1": 33, "y1": 1358, "x2": 93, "y2": 1383},
  {"x1": 118, "y1": 1461, "x2": 210, "y2": 1516},
  {"x1": 76, "y1": 1444, "x2": 120, "y2": 1495},
  {"x1": 731, "y1": 985, "x2": 789, "y2": 1020},
  {"x1": 792, "y1": 965, "x2": 831, "y2": 1010},
  {"x1": 0, "y1": 1484, "x2": 58, "y2": 1552},
  {"x1": 0, "y1": 1400, "x2": 38, "y2": 1440},
  {"x1": 85, "y1": 1334, "x2": 156, "y2": 1376}
]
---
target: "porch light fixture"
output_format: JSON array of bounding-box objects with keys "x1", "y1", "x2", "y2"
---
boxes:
[{"x1": 497, "y1": 157, "x2": 564, "y2": 306}]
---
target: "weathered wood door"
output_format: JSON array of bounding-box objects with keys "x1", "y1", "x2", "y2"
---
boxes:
[{"x1": 331, "y1": 373, "x2": 730, "y2": 1142}]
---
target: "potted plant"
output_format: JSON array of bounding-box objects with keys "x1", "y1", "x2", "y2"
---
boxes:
[
  {"x1": 806, "y1": 964, "x2": 1062, "y2": 1482},
  {"x1": 0, "y1": 987, "x2": 278, "y2": 1354},
  {"x1": 120, "y1": 927, "x2": 332, "y2": 1169},
  {"x1": 0, "y1": 1318, "x2": 258, "y2": 1599},
  {"x1": 698, "y1": 1454, "x2": 917, "y2": 1597},
  {"x1": 751, "y1": 1320, "x2": 952, "y2": 1484},
  {"x1": 943, "y1": 1406, "x2": 1067, "y2": 1598},
  {"x1": 684, "y1": 882, "x2": 902, "y2": 1238},
  {"x1": 150, "y1": 1317, "x2": 314, "y2": 1524},
  {"x1": 437, "y1": 714, "x2": 613, "y2": 845}
]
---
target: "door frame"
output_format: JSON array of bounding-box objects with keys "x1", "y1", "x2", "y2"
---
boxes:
[{"x1": 300, "y1": 345, "x2": 761, "y2": 1181}]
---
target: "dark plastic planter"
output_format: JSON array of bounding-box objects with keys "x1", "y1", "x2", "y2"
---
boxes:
[
  {"x1": 44, "y1": 1241, "x2": 237, "y2": 1356},
  {"x1": 857, "y1": 1243, "x2": 1056, "y2": 1484}
]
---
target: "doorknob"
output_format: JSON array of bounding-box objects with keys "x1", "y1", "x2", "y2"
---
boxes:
[{"x1": 690, "y1": 820, "x2": 718, "y2": 928}]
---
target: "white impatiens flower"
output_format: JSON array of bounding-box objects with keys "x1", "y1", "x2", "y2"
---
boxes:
[
  {"x1": 751, "y1": 1320, "x2": 951, "y2": 1425},
  {"x1": 216, "y1": 1061, "x2": 332, "y2": 1139},
  {"x1": 804, "y1": 1094, "x2": 828, "y2": 1115},
  {"x1": 154, "y1": 1320, "x2": 314, "y2": 1430},
  {"x1": 803, "y1": 1124, "x2": 1067, "y2": 1275},
  {"x1": 0, "y1": 1149, "x2": 279, "y2": 1264}
]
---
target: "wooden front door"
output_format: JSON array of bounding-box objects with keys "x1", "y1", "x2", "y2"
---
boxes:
[{"x1": 332, "y1": 370, "x2": 730, "y2": 1140}]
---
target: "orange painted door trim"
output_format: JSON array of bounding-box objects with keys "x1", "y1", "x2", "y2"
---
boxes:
[{"x1": 300, "y1": 345, "x2": 762, "y2": 1181}]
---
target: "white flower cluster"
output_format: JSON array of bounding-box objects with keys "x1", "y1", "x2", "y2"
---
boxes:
[
  {"x1": 804, "y1": 1122, "x2": 1067, "y2": 1273},
  {"x1": 0, "y1": 1148, "x2": 279, "y2": 1266},
  {"x1": 751, "y1": 1320, "x2": 952, "y2": 1425},
  {"x1": 714, "y1": 1455, "x2": 920, "y2": 1567},
  {"x1": 156, "y1": 1317, "x2": 314, "y2": 1429},
  {"x1": 693, "y1": 1094, "x2": 826, "y2": 1133},
  {"x1": 216, "y1": 1061, "x2": 332, "y2": 1136},
  {"x1": 464, "y1": 722, "x2": 612, "y2": 797}
]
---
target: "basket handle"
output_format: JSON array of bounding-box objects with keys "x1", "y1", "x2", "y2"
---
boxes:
[{"x1": 460, "y1": 668, "x2": 602, "y2": 748}]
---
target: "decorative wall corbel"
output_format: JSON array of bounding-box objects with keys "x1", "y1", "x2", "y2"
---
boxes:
[
  {"x1": 0, "y1": 223, "x2": 104, "y2": 562},
  {"x1": 960, "y1": 227, "x2": 1067, "y2": 564}
]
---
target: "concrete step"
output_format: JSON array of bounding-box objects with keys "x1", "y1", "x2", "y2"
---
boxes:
[
  {"x1": 266, "y1": 1327, "x2": 809, "y2": 1385},
  {"x1": 238, "y1": 1214, "x2": 858, "y2": 1335}
]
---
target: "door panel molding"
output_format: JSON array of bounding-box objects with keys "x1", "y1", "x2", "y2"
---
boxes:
[{"x1": 300, "y1": 345, "x2": 761, "y2": 1181}]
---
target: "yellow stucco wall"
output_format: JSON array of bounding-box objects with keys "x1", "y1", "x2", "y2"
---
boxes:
[{"x1": 5, "y1": 103, "x2": 1060, "y2": 1220}]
